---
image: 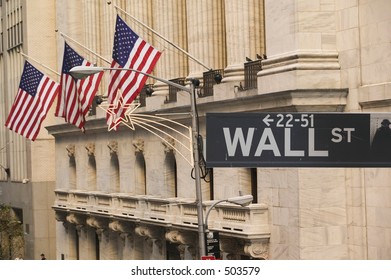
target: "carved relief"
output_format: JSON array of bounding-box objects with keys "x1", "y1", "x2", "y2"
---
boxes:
[
  {"x1": 165, "y1": 230, "x2": 196, "y2": 245},
  {"x1": 86, "y1": 216, "x2": 108, "y2": 229},
  {"x1": 85, "y1": 143, "x2": 95, "y2": 156},
  {"x1": 66, "y1": 213, "x2": 85, "y2": 225},
  {"x1": 132, "y1": 139, "x2": 144, "y2": 154},
  {"x1": 66, "y1": 144, "x2": 75, "y2": 157},
  {"x1": 109, "y1": 220, "x2": 133, "y2": 233},
  {"x1": 135, "y1": 225, "x2": 161, "y2": 239},
  {"x1": 162, "y1": 138, "x2": 175, "y2": 154},
  {"x1": 221, "y1": 237, "x2": 269, "y2": 259},
  {"x1": 107, "y1": 141, "x2": 118, "y2": 155},
  {"x1": 244, "y1": 241, "x2": 269, "y2": 259}
]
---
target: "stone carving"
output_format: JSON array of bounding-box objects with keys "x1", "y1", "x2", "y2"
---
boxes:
[
  {"x1": 109, "y1": 220, "x2": 132, "y2": 233},
  {"x1": 162, "y1": 138, "x2": 175, "y2": 154},
  {"x1": 165, "y1": 230, "x2": 196, "y2": 245},
  {"x1": 107, "y1": 141, "x2": 118, "y2": 155},
  {"x1": 66, "y1": 213, "x2": 85, "y2": 225},
  {"x1": 221, "y1": 237, "x2": 269, "y2": 259},
  {"x1": 132, "y1": 139, "x2": 144, "y2": 154},
  {"x1": 85, "y1": 143, "x2": 95, "y2": 156},
  {"x1": 86, "y1": 216, "x2": 107, "y2": 229},
  {"x1": 244, "y1": 241, "x2": 269, "y2": 259},
  {"x1": 66, "y1": 144, "x2": 75, "y2": 157},
  {"x1": 135, "y1": 225, "x2": 161, "y2": 239}
]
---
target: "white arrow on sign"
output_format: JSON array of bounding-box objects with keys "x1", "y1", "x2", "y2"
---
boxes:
[{"x1": 263, "y1": 114, "x2": 274, "y2": 127}]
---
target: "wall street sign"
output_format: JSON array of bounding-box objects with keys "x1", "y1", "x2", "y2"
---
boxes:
[{"x1": 206, "y1": 113, "x2": 391, "y2": 168}]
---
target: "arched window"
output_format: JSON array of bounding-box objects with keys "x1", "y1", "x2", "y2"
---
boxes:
[
  {"x1": 164, "y1": 152, "x2": 177, "y2": 197},
  {"x1": 135, "y1": 152, "x2": 146, "y2": 195},
  {"x1": 69, "y1": 155, "x2": 76, "y2": 190},
  {"x1": 110, "y1": 153, "x2": 120, "y2": 193},
  {"x1": 87, "y1": 155, "x2": 97, "y2": 191}
]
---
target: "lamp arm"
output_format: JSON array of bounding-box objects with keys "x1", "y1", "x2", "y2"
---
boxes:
[
  {"x1": 103, "y1": 67, "x2": 191, "y2": 93},
  {"x1": 204, "y1": 199, "x2": 228, "y2": 232}
]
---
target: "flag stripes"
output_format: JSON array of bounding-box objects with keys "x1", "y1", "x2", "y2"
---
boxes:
[{"x1": 5, "y1": 62, "x2": 59, "y2": 141}]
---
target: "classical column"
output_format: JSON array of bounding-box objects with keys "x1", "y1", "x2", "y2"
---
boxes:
[
  {"x1": 135, "y1": 225, "x2": 165, "y2": 259},
  {"x1": 186, "y1": 0, "x2": 226, "y2": 81},
  {"x1": 223, "y1": 0, "x2": 265, "y2": 83},
  {"x1": 125, "y1": 0, "x2": 158, "y2": 89},
  {"x1": 152, "y1": 0, "x2": 188, "y2": 96},
  {"x1": 82, "y1": 0, "x2": 102, "y2": 64}
]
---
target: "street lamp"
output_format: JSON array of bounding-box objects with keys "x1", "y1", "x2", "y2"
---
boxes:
[
  {"x1": 204, "y1": 194, "x2": 253, "y2": 233},
  {"x1": 69, "y1": 65, "x2": 207, "y2": 258}
]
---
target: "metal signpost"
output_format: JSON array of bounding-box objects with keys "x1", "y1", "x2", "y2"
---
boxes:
[{"x1": 204, "y1": 231, "x2": 220, "y2": 259}]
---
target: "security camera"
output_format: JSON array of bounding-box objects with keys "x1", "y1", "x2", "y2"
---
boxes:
[
  {"x1": 22, "y1": 179, "x2": 29, "y2": 184},
  {"x1": 95, "y1": 96, "x2": 103, "y2": 105}
]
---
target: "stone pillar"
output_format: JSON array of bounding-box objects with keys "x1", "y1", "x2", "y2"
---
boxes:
[
  {"x1": 223, "y1": 0, "x2": 265, "y2": 82},
  {"x1": 135, "y1": 225, "x2": 165, "y2": 260},
  {"x1": 126, "y1": 0, "x2": 157, "y2": 87},
  {"x1": 97, "y1": 230, "x2": 119, "y2": 260},
  {"x1": 76, "y1": 225, "x2": 98, "y2": 260},
  {"x1": 144, "y1": 139, "x2": 166, "y2": 196},
  {"x1": 213, "y1": 168, "x2": 252, "y2": 199},
  {"x1": 82, "y1": 0, "x2": 102, "y2": 64},
  {"x1": 186, "y1": 0, "x2": 226, "y2": 81},
  {"x1": 258, "y1": 0, "x2": 341, "y2": 94},
  {"x1": 152, "y1": 0, "x2": 188, "y2": 96}
]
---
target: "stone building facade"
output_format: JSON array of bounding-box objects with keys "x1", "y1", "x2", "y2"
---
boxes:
[
  {"x1": 0, "y1": 0, "x2": 57, "y2": 260},
  {"x1": 1, "y1": 0, "x2": 391, "y2": 260}
]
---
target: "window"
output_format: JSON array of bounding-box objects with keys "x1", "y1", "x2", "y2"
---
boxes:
[
  {"x1": 6, "y1": 0, "x2": 23, "y2": 50},
  {"x1": 110, "y1": 153, "x2": 119, "y2": 193},
  {"x1": 164, "y1": 152, "x2": 177, "y2": 197},
  {"x1": 87, "y1": 155, "x2": 97, "y2": 191},
  {"x1": 135, "y1": 152, "x2": 146, "y2": 195}
]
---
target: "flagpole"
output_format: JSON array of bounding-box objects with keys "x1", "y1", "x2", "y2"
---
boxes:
[
  {"x1": 113, "y1": 4, "x2": 212, "y2": 72},
  {"x1": 19, "y1": 52, "x2": 61, "y2": 77},
  {"x1": 57, "y1": 31, "x2": 112, "y2": 65}
]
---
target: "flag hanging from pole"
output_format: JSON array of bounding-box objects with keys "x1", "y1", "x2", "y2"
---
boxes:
[
  {"x1": 5, "y1": 61, "x2": 60, "y2": 141},
  {"x1": 55, "y1": 42, "x2": 104, "y2": 130},
  {"x1": 107, "y1": 15, "x2": 161, "y2": 130}
]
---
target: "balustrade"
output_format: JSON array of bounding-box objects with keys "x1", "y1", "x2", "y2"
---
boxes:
[{"x1": 53, "y1": 190, "x2": 270, "y2": 239}]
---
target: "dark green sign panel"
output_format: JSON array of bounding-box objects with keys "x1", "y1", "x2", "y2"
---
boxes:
[{"x1": 206, "y1": 113, "x2": 391, "y2": 167}]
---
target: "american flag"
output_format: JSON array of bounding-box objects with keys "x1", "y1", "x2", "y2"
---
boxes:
[
  {"x1": 107, "y1": 15, "x2": 161, "y2": 129},
  {"x1": 55, "y1": 42, "x2": 104, "y2": 130},
  {"x1": 5, "y1": 61, "x2": 60, "y2": 141}
]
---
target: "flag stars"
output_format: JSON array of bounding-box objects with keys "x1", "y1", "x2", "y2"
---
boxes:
[
  {"x1": 19, "y1": 62, "x2": 44, "y2": 96},
  {"x1": 112, "y1": 15, "x2": 139, "y2": 67},
  {"x1": 62, "y1": 43, "x2": 84, "y2": 73}
]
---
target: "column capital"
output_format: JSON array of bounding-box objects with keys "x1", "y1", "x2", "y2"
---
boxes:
[
  {"x1": 165, "y1": 230, "x2": 197, "y2": 245},
  {"x1": 244, "y1": 240, "x2": 269, "y2": 259}
]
